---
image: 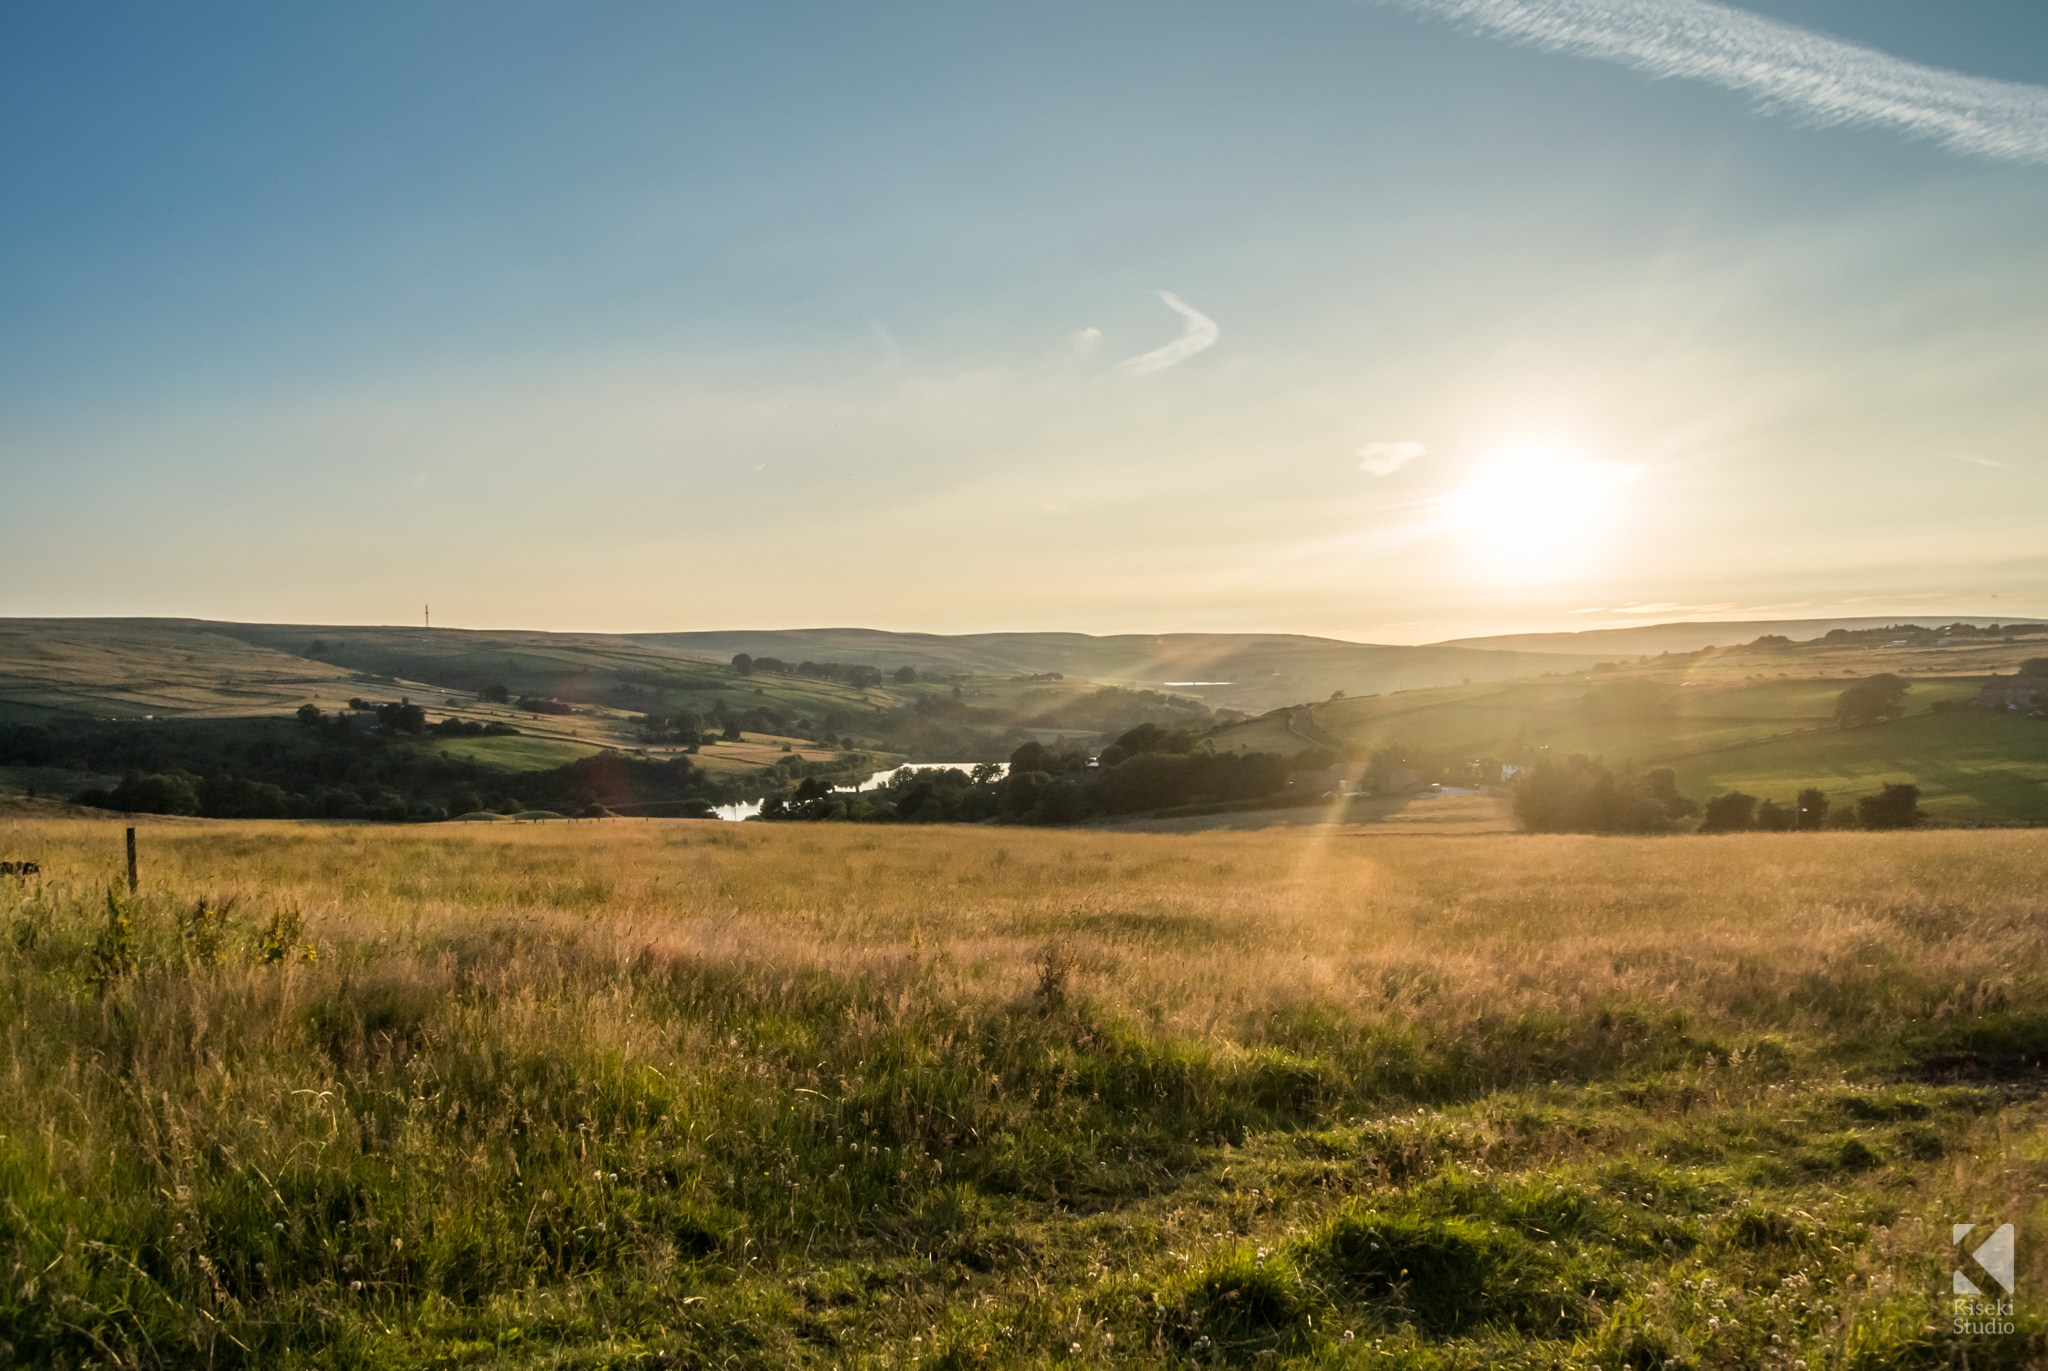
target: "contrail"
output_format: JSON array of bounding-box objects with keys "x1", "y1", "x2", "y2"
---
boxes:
[
  {"x1": 1374, "y1": 0, "x2": 2048, "y2": 164},
  {"x1": 1118, "y1": 292, "x2": 1221, "y2": 375}
]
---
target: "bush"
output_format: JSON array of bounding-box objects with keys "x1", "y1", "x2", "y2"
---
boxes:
[
  {"x1": 1699, "y1": 791, "x2": 1758, "y2": 833},
  {"x1": 1754, "y1": 798, "x2": 1796, "y2": 831},
  {"x1": 1857, "y1": 783, "x2": 1923, "y2": 830},
  {"x1": 77, "y1": 770, "x2": 204, "y2": 816},
  {"x1": 1835, "y1": 674, "x2": 1910, "y2": 728},
  {"x1": 1302, "y1": 1209, "x2": 1578, "y2": 1335},
  {"x1": 1512, "y1": 756, "x2": 1692, "y2": 833}
]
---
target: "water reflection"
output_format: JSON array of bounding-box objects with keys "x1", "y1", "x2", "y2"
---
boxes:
[{"x1": 715, "y1": 761, "x2": 1007, "y2": 821}]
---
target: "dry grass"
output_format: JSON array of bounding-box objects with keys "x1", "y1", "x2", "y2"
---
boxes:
[{"x1": 1, "y1": 816, "x2": 2044, "y2": 1368}]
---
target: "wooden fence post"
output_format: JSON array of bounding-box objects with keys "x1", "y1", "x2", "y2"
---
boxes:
[{"x1": 126, "y1": 827, "x2": 138, "y2": 895}]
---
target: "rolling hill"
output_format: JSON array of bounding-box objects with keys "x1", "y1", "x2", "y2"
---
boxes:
[
  {"x1": 625, "y1": 628, "x2": 1604, "y2": 712},
  {"x1": 1212, "y1": 667, "x2": 2048, "y2": 824},
  {"x1": 1437, "y1": 614, "x2": 2048, "y2": 657},
  {"x1": 0, "y1": 619, "x2": 1609, "y2": 724}
]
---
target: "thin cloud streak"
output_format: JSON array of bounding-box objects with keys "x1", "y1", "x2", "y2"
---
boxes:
[
  {"x1": 1118, "y1": 292, "x2": 1221, "y2": 375},
  {"x1": 1376, "y1": 0, "x2": 2048, "y2": 163},
  {"x1": 1359, "y1": 440, "x2": 1427, "y2": 475},
  {"x1": 1943, "y1": 451, "x2": 2009, "y2": 468}
]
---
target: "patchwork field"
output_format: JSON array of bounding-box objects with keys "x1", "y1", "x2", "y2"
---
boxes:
[{"x1": 0, "y1": 816, "x2": 2042, "y2": 1368}]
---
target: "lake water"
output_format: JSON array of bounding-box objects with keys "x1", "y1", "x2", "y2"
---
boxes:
[{"x1": 715, "y1": 761, "x2": 1006, "y2": 821}]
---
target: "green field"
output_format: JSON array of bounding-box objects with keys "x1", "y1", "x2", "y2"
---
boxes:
[
  {"x1": 424, "y1": 733, "x2": 604, "y2": 771},
  {"x1": 0, "y1": 817, "x2": 2043, "y2": 1369},
  {"x1": 1217, "y1": 674, "x2": 2048, "y2": 822},
  {"x1": 1669, "y1": 710, "x2": 2048, "y2": 823}
]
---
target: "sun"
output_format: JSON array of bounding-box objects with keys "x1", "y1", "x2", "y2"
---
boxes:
[{"x1": 1446, "y1": 442, "x2": 1635, "y2": 578}]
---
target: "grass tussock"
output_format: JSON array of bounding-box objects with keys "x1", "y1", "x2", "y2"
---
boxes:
[{"x1": 0, "y1": 816, "x2": 2044, "y2": 1367}]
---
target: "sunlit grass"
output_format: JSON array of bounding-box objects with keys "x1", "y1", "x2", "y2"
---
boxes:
[{"x1": 0, "y1": 817, "x2": 2043, "y2": 1367}]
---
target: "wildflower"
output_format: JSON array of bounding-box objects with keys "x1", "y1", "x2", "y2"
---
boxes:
[
  {"x1": 1069, "y1": 1342, "x2": 1082, "y2": 1354},
  {"x1": 273, "y1": 1222, "x2": 284, "y2": 1233},
  {"x1": 350, "y1": 1280, "x2": 364, "y2": 1291},
  {"x1": 1342, "y1": 1330, "x2": 1355, "y2": 1342}
]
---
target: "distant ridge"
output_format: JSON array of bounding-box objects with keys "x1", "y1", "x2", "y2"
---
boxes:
[
  {"x1": 622, "y1": 628, "x2": 1602, "y2": 708},
  {"x1": 1433, "y1": 616, "x2": 2048, "y2": 658}
]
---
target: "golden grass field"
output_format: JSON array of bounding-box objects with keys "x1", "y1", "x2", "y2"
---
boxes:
[{"x1": 1, "y1": 814, "x2": 2043, "y2": 1368}]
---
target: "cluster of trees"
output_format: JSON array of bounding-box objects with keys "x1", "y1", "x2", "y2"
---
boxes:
[
  {"x1": 1510, "y1": 756, "x2": 1699, "y2": 834},
  {"x1": 1835, "y1": 674, "x2": 1911, "y2": 728},
  {"x1": 1698, "y1": 788, "x2": 1830, "y2": 832},
  {"x1": 1698, "y1": 784, "x2": 1922, "y2": 832},
  {"x1": 730, "y1": 654, "x2": 887, "y2": 689},
  {"x1": 759, "y1": 726, "x2": 1311, "y2": 826},
  {"x1": 631, "y1": 700, "x2": 859, "y2": 750},
  {"x1": 310, "y1": 700, "x2": 520, "y2": 738},
  {"x1": 843, "y1": 685, "x2": 1229, "y2": 765},
  {"x1": 2, "y1": 706, "x2": 771, "y2": 823},
  {"x1": 1821, "y1": 622, "x2": 2047, "y2": 645}
]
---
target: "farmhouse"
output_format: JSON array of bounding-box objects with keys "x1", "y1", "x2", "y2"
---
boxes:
[{"x1": 1979, "y1": 676, "x2": 2047, "y2": 710}]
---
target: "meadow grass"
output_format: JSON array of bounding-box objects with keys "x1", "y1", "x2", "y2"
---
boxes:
[{"x1": 0, "y1": 816, "x2": 2043, "y2": 1368}]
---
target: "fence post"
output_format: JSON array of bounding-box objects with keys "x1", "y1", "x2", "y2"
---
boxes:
[{"x1": 126, "y1": 827, "x2": 138, "y2": 895}]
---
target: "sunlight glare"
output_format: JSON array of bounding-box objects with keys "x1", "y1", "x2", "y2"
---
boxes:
[{"x1": 1448, "y1": 443, "x2": 1635, "y2": 578}]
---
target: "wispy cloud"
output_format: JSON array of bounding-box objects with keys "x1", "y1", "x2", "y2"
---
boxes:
[
  {"x1": 1071, "y1": 326, "x2": 1102, "y2": 356},
  {"x1": 1943, "y1": 450, "x2": 2009, "y2": 468},
  {"x1": 1376, "y1": 0, "x2": 2048, "y2": 163},
  {"x1": 1118, "y1": 292, "x2": 1220, "y2": 375},
  {"x1": 1358, "y1": 440, "x2": 1427, "y2": 475}
]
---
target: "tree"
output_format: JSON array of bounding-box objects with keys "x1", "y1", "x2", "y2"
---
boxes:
[
  {"x1": 1857, "y1": 783, "x2": 1923, "y2": 830},
  {"x1": 1511, "y1": 755, "x2": 1689, "y2": 834},
  {"x1": 82, "y1": 771, "x2": 203, "y2": 816},
  {"x1": 893, "y1": 665, "x2": 917, "y2": 683},
  {"x1": 2019, "y1": 658, "x2": 2048, "y2": 677},
  {"x1": 295, "y1": 703, "x2": 324, "y2": 726},
  {"x1": 1795, "y1": 788, "x2": 1830, "y2": 831},
  {"x1": 1753, "y1": 798, "x2": 1795, "y2": 832},
  {"x1": 1834, "y1": 674, "x2": 1910, "y2": 728},
  {"x1": 479, "y1": 683, "x2": 511, "y2": 704},
  {"x1": 377, "y1": 698, "x2": 428, "y2": 734},
  {"x1": 1699, "y1": 791, "x2": 1757, "y2": 833},
  {"x1": 1642, "y1": 768, "x2": 1698, "y2": 821},
  {"x1": 731, "y1": 653, "x2": 755, "y2": 676}
]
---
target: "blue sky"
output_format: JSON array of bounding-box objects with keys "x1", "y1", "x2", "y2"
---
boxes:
[{"x1": 4, "y1": 1, "x2": 2047, "y2": 640}]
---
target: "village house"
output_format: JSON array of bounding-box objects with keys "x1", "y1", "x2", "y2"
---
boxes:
[{"x1": 1979, "y1": 676, "x2": 2047, "y2": 710}]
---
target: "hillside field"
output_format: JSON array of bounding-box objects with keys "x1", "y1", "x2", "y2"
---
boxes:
[
  {"x1": 1219, "y1": 675, "x2": 2048, "y2": 823},
  {"x1": 0, "y1": 816, "x2": 2042, "y2": 1368}
]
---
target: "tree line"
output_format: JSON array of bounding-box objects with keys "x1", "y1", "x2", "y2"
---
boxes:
[
  {"x1": 760, "y1": 726, "x2": 1310, "y2": 826},
  {"x1": 0, "y1": 709, "x2": 782, "y2": 822}
]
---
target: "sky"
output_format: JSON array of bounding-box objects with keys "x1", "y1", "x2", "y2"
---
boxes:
[{"x1": 3, "y1": 0, "x2": 2047, "y2": 643}]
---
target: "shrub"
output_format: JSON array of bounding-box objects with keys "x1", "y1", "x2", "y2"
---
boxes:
[
  {"x1": 1699, "y1": 791, "x2": 1758, "y2": 833},
  {"x1": 1302, "y1": 1209, "x2": 1578, "y2": 1334},
  {"x1": 1835, "y1": 674, "x2": 1910, "y2": 728},
  {"x1": 1857, "y1": 783, "x2": 1923, "y2": 830}
]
